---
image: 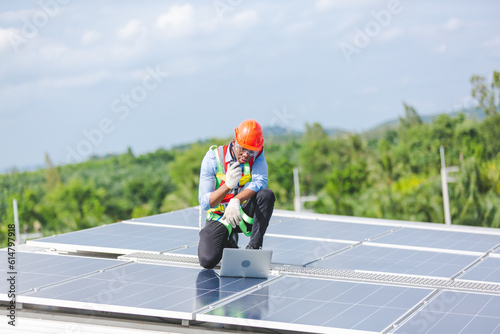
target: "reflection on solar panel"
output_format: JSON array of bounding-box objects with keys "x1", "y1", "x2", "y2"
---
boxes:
[
  {"x1": 20, "y1": 261, "x2": 267, "y2": 319},
  {"x1": 199, "y1": 277, "x2": 433, "y2": 333},
  {"x1": 0, "y1": 251, "x2": 124, "y2": 294},
  {"x1": 5, "y1": 207, "x2": 500, "y2": 334},
  {"x1": 28, "y1": 222, "x2": 199, "y2": 254}
]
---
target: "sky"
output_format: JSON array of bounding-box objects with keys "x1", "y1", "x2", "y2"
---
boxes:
[{"x1": 0, "y1": 0, "x2": 499, "y2": 171}]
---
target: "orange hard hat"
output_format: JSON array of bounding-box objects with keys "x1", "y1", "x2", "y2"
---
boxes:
[{"x1": 234, "y1": 119, "x2": 264, "y2": 151}]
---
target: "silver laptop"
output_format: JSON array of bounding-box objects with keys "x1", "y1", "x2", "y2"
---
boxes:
[{"x1": 219, "y1": 248, "x2": 272, "y2": 279}]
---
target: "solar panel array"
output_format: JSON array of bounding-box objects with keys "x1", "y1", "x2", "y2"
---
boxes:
[{"x1": 6, "y1": 207, "x2": 500, "y2": 333}]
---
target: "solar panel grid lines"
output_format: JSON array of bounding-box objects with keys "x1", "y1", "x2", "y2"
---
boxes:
[
  {"x1": 487, "y1": 241, "x2": 500, "y2": 257},
  {"x1": 264, "y1": 236, "x2": 359, "y2": 267},
  {"x1": 198, "y1": 276, "x2": 435, "y2": 333},
  {"x1": 125, "y1": 207, "x2": 201, "y2": 228},
  {"x1": 392, "y1": 290, "x2": 500, "y2": 334},
  {"x1": 265, "y1": 232, "x2": 357, "y2": 245},
  {"x1": 18, "y1": 263, "x2": 272, "y2": 322},
  {"x1": 308, "y1": 245, "x2": 480, "y2": 278},
  {"x1": 459, "y1": 257, "x2": 500, "y2": 284},
  {"x1": 122, "y1": 221, "x2": 200, "y2": 230},
  {"x1": 270, "y1": 210, "x2": 500, "y2": 237},
  {"x1": 0, "y1": 251, "x2": 130, "y2": 296},
  {"x1": 301, "y1": 243, "x2": 362, "y2": 267},
  {"x1": 298, "y1": 226, "x2": 405, "y2": 267},
  {"x1": 27, "y1": 223, "x2": 201, "y2": 255},
  {"x1": 266, "y1": 218, "x2": 396, "y2": 242},
  {"x1": 193, "y1": 274, "x2": 286, "y2": 315},
  {"x1": 372, "y1": 227, "x2": 500, "y2": 253},
  {"x1": 268, "y1": 265, "x2": 500, "y2": 295},
  {"x1": 362, "y1": 241, "x2": 485, "y2": 258},
  {"x1": 381, "y1": 289, "x2": 441, "y2": 334},
  {"x1": 159, "y1": 242, "x2": 199, "y2": 254}
]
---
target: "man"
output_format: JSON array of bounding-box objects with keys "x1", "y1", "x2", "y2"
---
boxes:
[{"x1": 198, "y1": 119, "x2": 275, "y2": 269}]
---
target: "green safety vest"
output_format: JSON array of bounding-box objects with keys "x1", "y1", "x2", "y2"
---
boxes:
[{"x1": 206, "y1": 144, "x2": 256, "y2": 236}]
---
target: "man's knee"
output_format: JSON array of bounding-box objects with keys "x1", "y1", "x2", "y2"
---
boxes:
[
  {"x1": 198, "y1": 254, "x2": 219, "y2": 270},
  {"x1": 198, "y1": 224, "x2": 224, "y2": 269},
  {"x1": 257, "y1": 188, "x2": 275, "y2": 204}
]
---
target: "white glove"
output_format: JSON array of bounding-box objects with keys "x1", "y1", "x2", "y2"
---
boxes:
[
  {"x1": 225, "y1": 162, "x2": 242, "y2": 189},
  {"x1": 222, "y1": 198, "x2": 242, "y2": 228}
]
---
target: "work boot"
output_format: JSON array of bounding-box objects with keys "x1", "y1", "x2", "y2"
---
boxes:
[{"x1": 227, "y1": 231, "x2": 239, "y2": 248}]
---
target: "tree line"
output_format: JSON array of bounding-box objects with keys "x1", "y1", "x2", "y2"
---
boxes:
[{"x1": 1, "y1": 72, "x2": 499, "y2": 247}]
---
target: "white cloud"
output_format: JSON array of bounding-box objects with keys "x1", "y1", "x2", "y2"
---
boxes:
[
  {"x1": 118, "y1": 19, "x2": 147, "y2": 40},
  {"x1": 315, "y1": 0, "x2": 336, "y2": 11},
  {"x1": 435, "y1": 44, "x2": 447, "y2": 53},
  {"x1": 0, "y1": 28, "x2": 18, "y2": 53},
  {"x1": 230, "y1": 10, "x2": 259, "y2": 29},
  {"x1": 156, "y1": 4, "x2": 195, "y2": 38},
  {"x1": 443, "y1": 17, "x2": 463, "y2": 31},
  {"x1": 315, "y1": 0, "x2": 377, "y2": 11},
  {"x1": 81, "y1": 30, "x2": 101, "y2": 45}
]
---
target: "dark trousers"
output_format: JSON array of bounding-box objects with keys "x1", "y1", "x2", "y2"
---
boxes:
[{"x1": 198, "y1": 188, "x2": 275, "y2": 269}]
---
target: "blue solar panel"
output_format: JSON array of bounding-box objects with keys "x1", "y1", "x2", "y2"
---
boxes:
[
  {"x1": 308, "y1": 245, "x2": 477, "y2": 277},
  {"x1": 396, "y1": 290, "x2": 500, "y2": 334},
  {"x1": 125, "y1": 207, "x2": 201, "y2": 227},
  {"x1": 21, "y1": 263, "x2": 268, "y2": 318},
  {"x1": 28, "y1": 223, "x2": 199, "y2": 253},
  {"x1": 263, "y1": 236, "x2": 349, "y2": 266},
  {"x1": 459, "y1": 257, "x2": 500, "y2": 283},
  {"x1": 374, "y1": 227, "x2": 500, "y2": 252},
  {"x1": 200, "y1": 276, "x2": 433, "y2": 332},
  {"x1": 165, "y1": 236, "x2": 350, "y2": 266},
  {"x1": 266, "y1": 218, "x2": 394, "y2": 242},
  {"x1": 17, "y1": 207, "x2": 500, "y2": 333},
  {"x1": 0, "y1": 251, "x2": 123, "y2": 295}
]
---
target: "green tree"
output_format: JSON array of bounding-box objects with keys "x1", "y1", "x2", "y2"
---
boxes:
[
  {"x1": 299, "y1": 123, "x2": 336, "y2": 195},
  {"x1": 471, "y1": 71, "x2": 500, "y2": 116},
  {"x1": 40, "y1": 178, "x2": 108, "y2": 232},
  {"x1": 44, "y1": 152, "x2": 61, "y2": 192}
]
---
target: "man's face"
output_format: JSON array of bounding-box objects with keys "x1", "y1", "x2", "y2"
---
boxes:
[{"x1": 232, "y1": 139, "x2": 258, "y2": 164}]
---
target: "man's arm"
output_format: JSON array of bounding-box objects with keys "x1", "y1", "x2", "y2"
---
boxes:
[
  {"x1": 231, "y1": 152, "x2": 266, "y2": 203},
  {"x1": 234, "y1": 189, "x2": 257, "y2": 202},
  {"x1": 200, "y1": 149, "x2": 244, "y2": 210},
  {"x1": 199, "y1": 150, "x2": 218, "y2": 211},
  {"x1": 208, "y1": 183, "x2": 232, "y2": 208}
]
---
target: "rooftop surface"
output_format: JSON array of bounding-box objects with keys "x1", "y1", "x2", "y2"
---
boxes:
[{"x1": 2, "y1": 207, "x2": 500, "y2": 334}]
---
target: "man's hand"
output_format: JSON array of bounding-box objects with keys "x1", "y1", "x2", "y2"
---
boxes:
[
  {"x1": 225, "y1": 162, "x2": 242, "y2": 189},
  {"x1": 222, "y1": 198, "x2": 242, "y2": 228}
]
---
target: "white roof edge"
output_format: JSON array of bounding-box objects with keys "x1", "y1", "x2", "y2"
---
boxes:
[{"x1": 271, "y1": 209, "x2": 500, "y2": 235}]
